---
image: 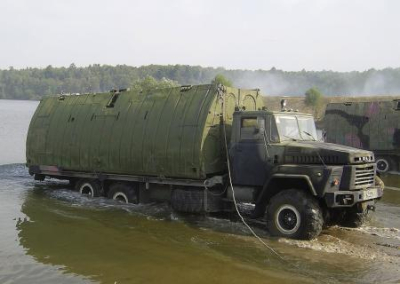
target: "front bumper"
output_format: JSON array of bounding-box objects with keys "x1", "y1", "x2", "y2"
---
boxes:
[{"x1": 324, "y1": 186, "x2": 384, "y2": 208}]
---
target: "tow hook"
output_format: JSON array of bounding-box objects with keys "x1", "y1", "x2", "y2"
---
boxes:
[{"x1": 367, "y1": 204, "x2": 376, "y2": 212}]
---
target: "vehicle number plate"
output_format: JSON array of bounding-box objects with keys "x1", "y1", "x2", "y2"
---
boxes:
[{"x1": 363, "y1": 188, "x2": 378, "y2": 200}]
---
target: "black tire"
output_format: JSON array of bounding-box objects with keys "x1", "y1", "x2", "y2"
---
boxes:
[
  {"x1": 107, "y1": 183, "x2": 138, "y2": 204},
  {"x1": 376, "y1": 157, "x2": 393, "y2": 173},
  {"x1": 75, "y1": 179, "x2": 103, "y2": 197},
  {"x1": 338, "y1": 202, "x2": 371, "y2": 228},
  {"x1": 266, "y1": 189, "x2": 323, "y2": 240},
  {"x1": 340, "y1": 211, "x2": 367, "y2": 228}
]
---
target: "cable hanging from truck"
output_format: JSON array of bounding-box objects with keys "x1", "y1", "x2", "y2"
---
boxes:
[{"x1": 219, "y1": 85, "x2": 283, "y2": 260}]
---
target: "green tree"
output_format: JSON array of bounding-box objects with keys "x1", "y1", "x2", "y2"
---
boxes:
[
  {"x1": 305, "y1": 87, "x2": 323, "y2": 106},
  {"x1": 131, "y1": 76, "x2": 179, "y2": 92},
  {"x1": 1, "y1": 64, "x2": 400, "y2": 101},
  {"x1": 212, "y1": 74, "x2": 233, "y2": 87},
  {"x1": 305, "y1": 87, "x2": 324, "y2": 117}
]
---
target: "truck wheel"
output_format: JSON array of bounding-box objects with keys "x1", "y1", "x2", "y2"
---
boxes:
[
  {"x1": 340, "y1": 212, "x2": 367, "y2": 228},
  {"x1": 338, "y1": 204, "x2": 369, "y2": 228},
  {"x1": 266, "y1": 189, "x2": 323, "y2": 240},
  {"x1": 376, "y1": 157, "x2": 391, "y2": 173},
  {"x1": 75, "y1": 179, "x2": 103, "y2": 197},
  {"x1": 107, "y1": 183, "x2": 138, "y2": 204}
]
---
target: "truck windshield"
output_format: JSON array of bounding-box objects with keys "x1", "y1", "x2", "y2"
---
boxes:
[{"x1": 275, "y1": 115, "x2": 317, "y2": 141}]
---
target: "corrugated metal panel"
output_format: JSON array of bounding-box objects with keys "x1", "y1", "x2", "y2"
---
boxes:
[{"x1": 27, "y1": 84, "x2": 264, "y2": 179}]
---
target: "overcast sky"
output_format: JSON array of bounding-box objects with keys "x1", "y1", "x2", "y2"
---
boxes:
[{"x1": 0, "y1": 0, "x2": 399, "y2": 71}]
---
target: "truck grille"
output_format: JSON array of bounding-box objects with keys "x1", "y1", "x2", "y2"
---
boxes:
[
  {"x1": 286, "y1": 155, "x2": 339, "y2": 164},
  {"x1": 354, "y1": 165, "x2": 375, "y2": 188},
  {"x1": 354, "y1": 155, "x2": 374, "y2": 163}
]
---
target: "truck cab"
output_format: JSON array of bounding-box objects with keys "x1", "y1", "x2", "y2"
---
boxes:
[{"x1": 228, "y1": 110, "x2": 384, "y2": 239}]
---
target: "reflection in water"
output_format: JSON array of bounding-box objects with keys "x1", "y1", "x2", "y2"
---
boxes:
[
  {"x1": 17, "y1": 185, "x2": 306, "y2": 284},
  {"x1": 13, "y1": 177, "x2": 400, "y2": 284}
]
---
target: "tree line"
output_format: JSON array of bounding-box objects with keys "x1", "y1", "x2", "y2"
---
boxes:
[{"x1": 1, "y1": 64, "x2": 400, "y2": 100}]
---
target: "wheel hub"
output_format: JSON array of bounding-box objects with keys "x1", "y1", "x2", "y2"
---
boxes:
[
  {"x1": 280, "y1": 210, "x2": 297, "y2": 228},
  {"x1": 275, "y1": 205, "x2": 301, "y2": 235},
  {"x1": 376, "y1": 159, "x2": 389, "y2": 172},
  {"x1": 80, "y1": 183, "x2": 94, "y2": 197}
]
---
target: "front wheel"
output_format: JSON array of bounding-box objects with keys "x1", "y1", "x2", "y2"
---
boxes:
[
  {"x1": 266, "y1": 189, "x2": 323, "y2": 240},
  {"x1": 340, "y1": 211, "x2": 367, "y2": 228},
  {"x1": 338, "y1": 203, "x2": 372, "y2": 228}
]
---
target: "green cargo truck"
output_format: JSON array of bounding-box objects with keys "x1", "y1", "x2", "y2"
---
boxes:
[
  {"x1": 27, "y1": 84, "x2": 383, "y2": 239},
  {"x1": 322, "y1": 100, "x2": 400, "y2": 174}
]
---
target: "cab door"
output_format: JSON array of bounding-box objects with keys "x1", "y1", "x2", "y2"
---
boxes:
[{"x1": 230, "y1": 115, "x2": 269, "y2": 186}]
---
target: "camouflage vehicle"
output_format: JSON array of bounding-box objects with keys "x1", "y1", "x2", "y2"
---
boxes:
[
  {"x1": 26, "y1": 84, "x2": 383, "y2": 239},
  {"x1": 321, "y1": 100, "x2": 400, "y2": 174}
]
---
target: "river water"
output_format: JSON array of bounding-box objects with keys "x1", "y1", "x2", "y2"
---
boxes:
[{"x1": 0, "y1": 99, "x2": 400, "y2": 284}]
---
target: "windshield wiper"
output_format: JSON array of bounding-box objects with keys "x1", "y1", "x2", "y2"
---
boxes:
[
  {"x1": 303, "y1": 131, "x2": 316, "y2": 141},
  {"x1": 282, "y1": 135, "x2": 297, "y2": 141}
]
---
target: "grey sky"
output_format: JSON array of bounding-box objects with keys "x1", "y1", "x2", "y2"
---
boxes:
[{"x1": 0, "y1": 0, "x2": 399, "y2": 71}]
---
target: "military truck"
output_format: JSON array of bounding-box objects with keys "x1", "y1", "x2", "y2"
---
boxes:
[
  {"x1": 27, "y1": 84, "x2": 383, "y2": 239},
  {"x1": 321, "y1": 100, "x2": 400, "y2": 174}
]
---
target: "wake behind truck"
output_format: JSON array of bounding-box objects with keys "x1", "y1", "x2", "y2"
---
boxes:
[{"x1": 26, "y1": 84, "x2": 383, "y2": 239}]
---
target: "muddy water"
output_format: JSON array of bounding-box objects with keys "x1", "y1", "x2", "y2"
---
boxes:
[{"x1": 1, "y1": 100, "x2": 400, "y2": 284}]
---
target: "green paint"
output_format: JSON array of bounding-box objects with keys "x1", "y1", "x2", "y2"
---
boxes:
[{"x1": 26, "y1": 84, "x2": 264, "y2": 179}]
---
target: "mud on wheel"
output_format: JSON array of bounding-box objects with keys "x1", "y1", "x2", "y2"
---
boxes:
[
  {"x1": 339, "y1": 210, "x2": 367, "y2": 228},
  {"x1": 107, "y1": 183, "x2": 138, "y2": 204},
  {"x1": 266, "y1": 189, "x2": 323, "y2": 240},
  {"x1": 75, "y1": 179, "x2": 103, "y2": 197}
]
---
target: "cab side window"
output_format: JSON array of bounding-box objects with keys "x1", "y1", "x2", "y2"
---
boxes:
[
  {"x1": 396, "y1": 100, "x2": 400, "y2": 111},
  {"x1": 267, "y1": 115, "x2": 279, "y2": 143},
  {"x1": 240, "y1": 117, "x2": 264, "y2": 140}
]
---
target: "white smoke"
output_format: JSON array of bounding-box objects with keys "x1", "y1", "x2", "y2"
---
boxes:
[
  {"x1": 233, "y1": 71, "x2": 292, "y2": 96},
  {"x1": 228, "y1": 68, "x2": 400, "y2": 96},
  {"x1": 362, "y1": 72, "x2": 387, "y2": 95}
]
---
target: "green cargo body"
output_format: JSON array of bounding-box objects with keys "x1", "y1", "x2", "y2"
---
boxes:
[{"x1": 26, "y1": 84, "x2": 264, "y2": 179}]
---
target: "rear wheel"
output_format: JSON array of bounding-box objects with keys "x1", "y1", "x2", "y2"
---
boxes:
[
  {"x1": 75, "y1": 179, "x2": 103, "y2": 197},
  {"x1": 107, "y1": 183, "x2": 138, "y2": 204},
  {"x1": 266, "y1": 189, "x2": 323, "y2": 240}
]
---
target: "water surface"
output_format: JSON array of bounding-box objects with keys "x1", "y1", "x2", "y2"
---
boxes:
[{"x1": 0, "y1": 100, "x2": 38, "y2": 165}]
